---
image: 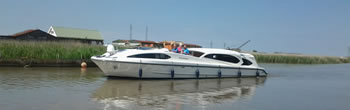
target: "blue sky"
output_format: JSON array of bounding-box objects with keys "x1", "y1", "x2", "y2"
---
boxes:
[{"x1": 0, "y1": 0, "x2": 349, "y2": 56}]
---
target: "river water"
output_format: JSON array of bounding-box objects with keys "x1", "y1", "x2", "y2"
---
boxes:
[{"x1": 0, "y1": 64, "x2": 349, "y2": 110}]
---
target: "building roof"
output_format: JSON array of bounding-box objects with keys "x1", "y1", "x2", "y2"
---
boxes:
[
  {"x1": 159, "y1": 41, "x2": 183, "y2": 44},
  {"x1": 48, "y1": 26, "x2": 103, "y2": 40},
  {"x1": 12, "y1": 29, "x2": 38, "y2": 37},
  {"x1": 184, "y1": 43, "x2": 201, "y2": 47},
  {"x1": 0, "y1": 35, "x2": 12, "y2": 38},
  {"x1": 159, "y1": 41, "x2": 201, "y2": 47},
  {"x1": 112, "y1": 39, "x2": 129, "y2": 43},
  {"x1": 112, "y1": 39, "x2": 157, "y2": 43},
  {"x1": 134, "y1": 40, "x2": 157, "y2": 44}
]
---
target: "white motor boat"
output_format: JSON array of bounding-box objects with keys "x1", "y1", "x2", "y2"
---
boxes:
[{"x1": 91, "y1": 45, "x2": 267, "y2": 78}]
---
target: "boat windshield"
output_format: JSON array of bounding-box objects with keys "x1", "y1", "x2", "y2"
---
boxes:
[
  {"x1": 117, "y1": 49, "x2": 126, "y2": 52},
  {"x1": 242, "y1": 58, "x2": 252, "y2": 66},
  {"x1": 128, "y1": 53, "x2": 171, "y2": 59},
  {"x1": 204, "y1": 54, "x2": 240, "y2": 64},
  {"x1": 136, "y1": 47, "x2": 153, "y2": 50},
  {"x1": 190, "y1": 51, "x2": 204, "y2": 57}
]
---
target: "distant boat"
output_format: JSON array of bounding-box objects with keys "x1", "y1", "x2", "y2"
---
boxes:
[{"x1": 91, "y1": 45, "x2": 267, "y2": 79}]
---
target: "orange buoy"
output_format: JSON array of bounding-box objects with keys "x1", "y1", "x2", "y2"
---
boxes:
[{"x1": 81, "y1": 62, "x2": 87, "y2": 68}]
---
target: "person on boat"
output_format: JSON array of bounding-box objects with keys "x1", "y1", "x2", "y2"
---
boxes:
[
  {"x1": 177, "y1": 45, "x2": 183, "y2": 54},
  {"x1": 171, "y1": 44, "x2": 178, "y2": 53},
  {"x1": 183, "y1": 45, "x2": 190, "y2": 55}
]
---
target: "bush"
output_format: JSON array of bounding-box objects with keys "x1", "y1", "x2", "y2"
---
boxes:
[
  {"x1": 252, "y1": 53, "x2": 349, "y2": 64},
  {"x1": 0, "y1": 40, "x2": 106, "y2": 60}
]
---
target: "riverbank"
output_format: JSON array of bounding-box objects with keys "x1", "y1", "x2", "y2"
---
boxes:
[
  {"x1": 252, "y1": 53, "x2": 350, "y2": 64},
  {"x1": 0, "y1": 40, "x2": 105, "y2": 67},
  {"x1": 1, "y1": 40, "x2": 349, "y2": 67}
]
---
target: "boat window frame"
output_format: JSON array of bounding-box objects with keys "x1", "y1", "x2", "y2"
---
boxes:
[
  {"x1": 203, "y1": 53, "x2": 241, "y2": 64},
  {"x1": 189, "y1": 50, "x2": 205, "y2": 57},
  {"x1": 127, "y1": 53, "x2": 171, "y2": 59},
  {"x1": 242, "y1": 58, "x2": 253, "y2": 66}
]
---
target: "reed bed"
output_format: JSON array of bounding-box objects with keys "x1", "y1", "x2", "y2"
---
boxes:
[
  {"x1": 0, "y1": 40, "x2": 106, "y2": 61},
  {"x1": 252, "y1": 53, "x2": 350, "y2": 64},
  {"x1": 0, "y1": 40, "x2": 348, "y2": 65}
]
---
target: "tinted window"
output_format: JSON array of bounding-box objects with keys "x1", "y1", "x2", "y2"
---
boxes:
[
  {"x1": 190, "y1": 51, "x2": 204, "y2": 57},
  {"x1": 242, "y1": 58, "x2": 252, "y2": 65},
  {"x1": 128, "y1": 53, "x2": 170, "y2": 59},
  {"x1": 136, "y1": 47, "x2": 153, "y2": 50},
  {"x1": 204, "y1": 54, "x2": 240, "y2": 63}
]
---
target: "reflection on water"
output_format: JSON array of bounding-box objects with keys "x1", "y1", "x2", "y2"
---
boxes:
[
  {"x1": 0, "y1": 67, "x2": 107, "y2": 110},
  {"x1": 0, "y1": 67, "x2": 102, "y2": 90},
  {"x1": 92, "y1": 77, "x2": 266, "y2": 110},
  {"x1": 1, "y1": 64, "x2": 350, "y2": 110}
]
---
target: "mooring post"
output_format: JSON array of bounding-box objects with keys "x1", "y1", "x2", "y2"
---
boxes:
[
  {"x1": 218, "y1": 65, "x2": 222, "y2": 78},
  {"x1": 139, "y1": 68, "x2": 142, "y2": 79},
  {"x1": 256, "y1": 69, "x2": 260, "y2": 77},
  {"x1": 171, "y1": 61, "x2": 175, "y2": 79},
  {"x1": 139, "y1": 60, "x2": 142, "y2": 79},
  {"x1": 195, "y1": 64, "x2": 200, "y2": 79},
  {"x1": 238, "y1": 68, "x2": 242, "y2": 78},
  {"x1": 171, "y1": 69, "x2": 175, "y2": 79}
]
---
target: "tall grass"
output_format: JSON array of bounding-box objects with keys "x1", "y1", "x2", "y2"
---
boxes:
[
  {"x1": 0, "y1": 40, "x2": 106, "y2": 61},
  {"x1": 1, "y1": 40, "x2": 348, "y2": 65},
  {"x1": 253, "y1": 53, "x2": 350, "y2": 64}
]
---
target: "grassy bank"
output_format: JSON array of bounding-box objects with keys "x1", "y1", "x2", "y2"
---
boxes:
[
  {"x1": 252, "y1": 53, "x2": 350, "y2": 64},
  {"x1": 0, "y1": 40, "x2": 106, "y2": 66},
  {"x1": 0, "y1": 40, "x2": 348, "y2": 66}
]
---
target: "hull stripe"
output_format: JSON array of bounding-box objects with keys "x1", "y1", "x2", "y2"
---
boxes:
[{"x1": 97, "y1": 60, "x2": 264, "y2": 71}]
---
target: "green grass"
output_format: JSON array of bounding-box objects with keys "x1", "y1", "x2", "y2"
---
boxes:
[
  {"x1": 252, "y1": 53, "x2": 350, "y2": 64},
  {"x1": 0, "y1": 40, "x2": 348, "y2": 65},
  {"x1": 0, "y1": 40, "x2": 106, "y2": 61}
]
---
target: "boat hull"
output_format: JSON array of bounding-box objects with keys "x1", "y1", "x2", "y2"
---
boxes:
[{"x1": 92, "y1": 59, "x2": 267, "y2": 79}]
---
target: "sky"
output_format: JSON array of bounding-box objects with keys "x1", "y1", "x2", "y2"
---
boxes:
[{"x1": 0, "y1": 0, "x2": 349, "y2": 56}]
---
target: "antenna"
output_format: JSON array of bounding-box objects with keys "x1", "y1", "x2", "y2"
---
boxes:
[
  {"x1": 348, "y1": 46, "x2": 350, "y2": 57},
  {"x1": 145, "y1": 26, "x2": 148, "y2": 41},
  {"x1": 224, "y1": 42, "x2": 226, "y2": 49},
  {"x1": 129, "y1": 24, "x2": 132, "y2": 40},
  {"x1": 237, "y1": 40, "x2": 251, "y2": 49},
  {"x1": 210, "y1": 40, "x2": 213, "y2": 48}
]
